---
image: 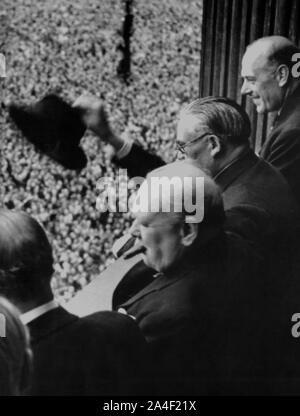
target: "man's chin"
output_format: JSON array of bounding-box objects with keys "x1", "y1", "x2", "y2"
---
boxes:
[
  {"x1": 256, "y1": 107, "x2": 266, "y2": 114},
  {"x1": 142, "y1": 254, "x2": 152, "y2": 269},
  {"x1": 142, "y1": 255, "x2": 163, "y2": 273},
  {"x1": 254, "y1": 103, "x2": 267, "y2": 114}
]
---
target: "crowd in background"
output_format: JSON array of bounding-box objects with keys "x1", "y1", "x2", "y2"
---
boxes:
[{"x1": 0, "y1": 0, "x2": 202, "y2": 301}]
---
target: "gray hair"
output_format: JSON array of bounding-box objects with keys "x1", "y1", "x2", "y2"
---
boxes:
[{"x1": 180, "y1": 97, "x2": 251, "y2": 146}]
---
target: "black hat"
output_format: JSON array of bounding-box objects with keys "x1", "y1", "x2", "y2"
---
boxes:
[{"x1": 8, "y1": 94, "x2": 87, "y2": 170}]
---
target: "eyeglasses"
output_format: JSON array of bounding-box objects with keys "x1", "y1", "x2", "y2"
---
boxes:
[{"x1": 176, "y1": 132, "x2": 212, "y2": 154}]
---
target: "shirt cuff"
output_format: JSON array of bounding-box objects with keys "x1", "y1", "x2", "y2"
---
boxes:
[{"x1": 115, "y1": 139, "x2": 134, "y2": 160}]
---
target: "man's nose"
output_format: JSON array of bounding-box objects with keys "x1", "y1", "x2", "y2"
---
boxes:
[
  {"x1": 241, "y1": 79, "x2": 251, "y2": 96},
  {"x1": 129, "y1": 220, "x2": 141, "y2": 239},
  {"x1": 176, "y1": 150, "x2": 186, "y2": 161}
]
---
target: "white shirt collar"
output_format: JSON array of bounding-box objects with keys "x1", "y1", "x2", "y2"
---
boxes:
[{"x1": 21, "y1": 299, "x2": 59, "y2": 325}]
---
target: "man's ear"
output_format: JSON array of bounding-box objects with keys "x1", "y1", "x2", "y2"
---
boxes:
[
  {"x1": 276, "y1": 64, "x2": 290, "y2": 87},
  {"x1": 181, "y1": 223, "x2": 198, "y2": 247},
  {"x1": 208, "y1": 135, "x2": 222, "y2": 158}
]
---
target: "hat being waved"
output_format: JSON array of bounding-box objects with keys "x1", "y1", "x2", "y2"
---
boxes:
[{"x1": 9, "y1": 94, "x2": 87, "y2": 170}]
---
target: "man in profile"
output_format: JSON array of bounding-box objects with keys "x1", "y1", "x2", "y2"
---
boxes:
[
  {"x1": 117, "y1": 161, "x2": 230, "y2": 394},
  {"x1": 74, "y1": 95, "x2": 299, "y2": 284},
  {"x1": 74, "y1": 96, "x2": 300, "y2": 393},
  {"x1": 116, "y1": 160, "x2": 281, "y2": 395},
  {"x1": 241, "y1": 36, "x2": 300, "y2": 205},
  {"x1": 0, "y1": 209, "x2": 148, "y2": 396}
]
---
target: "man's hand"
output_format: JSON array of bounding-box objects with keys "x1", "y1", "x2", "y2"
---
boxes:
[
  {"x1": 73, "y1": 95, "x2": 111, "y2": 138},
  {"x1": 73, "y1": 95, "x2": 124, "y2": 151}
]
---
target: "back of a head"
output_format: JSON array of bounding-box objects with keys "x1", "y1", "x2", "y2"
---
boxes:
[
  {"x1": 0, "y1": 297, "x2": 32, "y2": 396},
  {"x1": 0, "y1": 210, "x2": 54, "y2": 304},
  {"x1": 180, "y1": 97, "x2": 252, "y2": 148}
]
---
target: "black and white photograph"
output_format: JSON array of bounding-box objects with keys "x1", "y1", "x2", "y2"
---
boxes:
[{"x1": 1, "y1": 0, "x2": 300, "y2": 400}]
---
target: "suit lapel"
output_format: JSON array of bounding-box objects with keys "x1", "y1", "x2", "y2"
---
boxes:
[
  {"x1": 28, "y1": 306, "x2": 79, "y2": 344},
  {"x1": 261, "y1": 85, "x2": 300, "y2": 158},
  {"x1": 278, "y1": 85, "x2": 300, "y2": 122},
  {"x1": 120, "y1": 266, "x2": 196, "y2": 308}
]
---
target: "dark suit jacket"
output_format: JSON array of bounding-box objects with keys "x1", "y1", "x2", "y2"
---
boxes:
[
  {"x1": 260, "y1": 85, "x2": 300, "y2": 206},
  {"x1": 217, "y1": 150, "x2": 298, "y2": 277},
  {"x1": 115, "y1": 145, "x2": 299, "y2": 292},
  {"x1": 119, "y1": 241, "x2": 230, "y2": 395},
  {"x1": 118, "y1": 144, "x2": 298, "y2": 225},
  {"x1": 217, "y1": 152, "x2": 300, "y2": 391},
  {"x1": 118, "y1": 236, "x2": 281, "y2": 395},
  {"x1": 114, "y1": 145, "x2": 300, "y2": 392},
  {"x1": 27, "y1": 306, "x2": 149, "y2": 396}
]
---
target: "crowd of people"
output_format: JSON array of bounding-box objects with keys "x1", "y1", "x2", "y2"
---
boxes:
[
  {"x1": 1, "y1": 0, "x2": 201, "y2": 301},
  {"x1": 1, "y1": 0, "x2": 300, "y2": 398}
]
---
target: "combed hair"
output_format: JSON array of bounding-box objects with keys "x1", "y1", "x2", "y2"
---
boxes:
[
  {"x1": 0, "y1": 210, "x2": 54, "y2": 302},
  {"x1": 0, "y1": 297, "x2": 31, "y2": 396},
  {"x1": 180, "y1": 97, "x2": 252, "y2": 146}
]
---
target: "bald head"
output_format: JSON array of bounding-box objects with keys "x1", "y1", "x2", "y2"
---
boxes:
[
  {"x1": 130, "y1": 161, "x2": 224, "y2": 272},
  {"x1": 245, "y1": 36, "x2": 300, "y2": 71},
  {"x1": 132, "y1": 160, "x2": 224, "y2": 226},
  {"x1": 241, "y1": 36, "x2": 300, "y2": 113}
]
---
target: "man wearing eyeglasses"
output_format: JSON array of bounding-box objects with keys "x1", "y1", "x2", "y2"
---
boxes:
[
  {"x1": 74, "y1": 95, "x2": 299, "y2": 277},
  {"x1": 74, "y1": 94, "x2": 300, "y2": 392},
  {"x1": 241, "y1": 36, "x2": 300, "y2": 206}
]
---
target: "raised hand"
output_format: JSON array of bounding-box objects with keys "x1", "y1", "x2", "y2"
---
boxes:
[{"x1": 73, "y1": 95, "x2": 112, "y2": 139}]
